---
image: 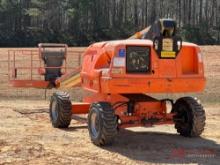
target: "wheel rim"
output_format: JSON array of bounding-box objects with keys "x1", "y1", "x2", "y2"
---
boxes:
[
  {"x1": 90, "y1": 110, "x2": 100, "y2": 138},
  {"x1": 51, "y1": 99, "x2": 58, "y2": 121}
]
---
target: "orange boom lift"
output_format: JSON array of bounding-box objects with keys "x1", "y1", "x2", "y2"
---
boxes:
[{"x1": 9, "y1": 19, "x2": 206, "y2": 146}]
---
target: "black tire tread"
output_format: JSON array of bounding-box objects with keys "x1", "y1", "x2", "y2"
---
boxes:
[
  {"x1": 88, "y1": 102, "x2": 117, "y2": 146},
  {"x1": 174, "y1": 97, "x2": 206, "y2": 137},
  {"x1": 50, "y1": 91, "x2": 72, "y2": 128}
]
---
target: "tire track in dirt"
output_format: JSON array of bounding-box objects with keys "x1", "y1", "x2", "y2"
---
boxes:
[{"x1": 1, "y1": 101, "x2": 219, "y2": 164}]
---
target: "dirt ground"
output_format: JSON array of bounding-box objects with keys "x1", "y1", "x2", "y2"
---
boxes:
[{"x1": 0, "y1": 46, "x2": 219, "y2": 165}]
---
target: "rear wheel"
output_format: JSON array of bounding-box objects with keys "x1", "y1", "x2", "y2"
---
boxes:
[
  {"x1": 173, "y1": 97, "x2": 206, "y2": 137},
  {"x1": 49, "y1": 92, "x2": 72, "y2": 128},
  {"x1": 88, "y1": 102, "x2": 117, "y2": 146}
]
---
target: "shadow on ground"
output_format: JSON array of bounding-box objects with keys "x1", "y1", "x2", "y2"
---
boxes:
[{"x1": 103, "y1": 129, "x2": 220, "y2": 164}]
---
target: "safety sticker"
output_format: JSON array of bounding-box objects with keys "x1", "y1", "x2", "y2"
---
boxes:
[{"x1": 118, "y1": 49, "x2": 126, "y2": 57}]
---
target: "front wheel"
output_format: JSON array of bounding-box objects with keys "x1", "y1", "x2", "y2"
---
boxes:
[
  {"x1": 88, "y1": 102, "x2": 118, "y2": 146},
  {"x1": 49, "y1": 92, "x2": 72, "y2": 128},
  {"x1": 173, "y1": 97, "x2": 206, "y2": 137}
]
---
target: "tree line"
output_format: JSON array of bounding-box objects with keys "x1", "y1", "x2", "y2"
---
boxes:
[{"x1": 0, "y1": 0, "x2": 219, "y2": 47}]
